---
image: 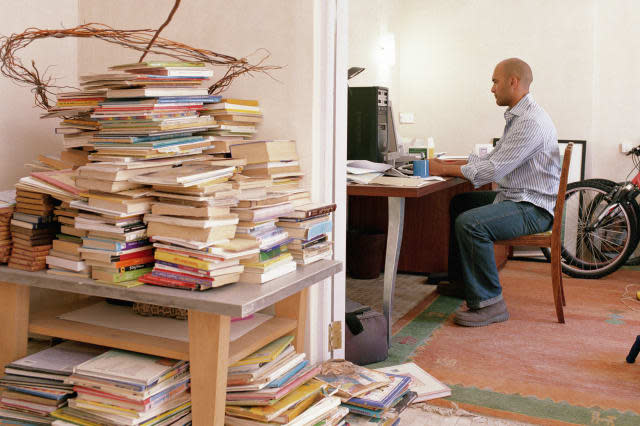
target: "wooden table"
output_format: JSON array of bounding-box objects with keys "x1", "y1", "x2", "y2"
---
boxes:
[
  {"x1": 348, "y1": 178, "x2": 469, "y2": 346},
  {"x1": 0, "y1": 260, "x2": 342, "y2": 425},
  {"x1": 348, "y1": 178, "x2": 508, "y2": 346}
]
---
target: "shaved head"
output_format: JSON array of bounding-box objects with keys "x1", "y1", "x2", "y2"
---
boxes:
[
  {"x1": 491, "y1": 58, "x2": 533, "y2": 108},
  {"x1": 498, "y1": 58, "x2": 533, "y2": 90}
]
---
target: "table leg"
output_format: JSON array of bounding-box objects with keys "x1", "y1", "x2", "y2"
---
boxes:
[
  {"x1": 0, "y1": 282, "x2": 30, "y2": 369},
  {"x1": 188, "y1": 310, "x2": 231, "y2": 426},
  {"x1": 383, "y1": 197, "x2": 405, "y2": 347},
  {"x1": 275, "y1": 287, "x2": 308, "y2": 353}
]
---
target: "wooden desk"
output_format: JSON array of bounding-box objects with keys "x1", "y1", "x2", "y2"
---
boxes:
[
  {"x1": 347, "y1": 178, "x2": 469, "y2": 346},
  {"x1": 347, "y1": 178, "x2": 508, "y2": 346},
  {"x1": 0, "y1": 260, "x2": 342, "y2": 425}
]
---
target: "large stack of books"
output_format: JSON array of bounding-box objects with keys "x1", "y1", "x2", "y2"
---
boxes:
[
  {"x1": 9, "y1": 170, "x2": 87, "y2": 274},
  {"x1": 0, "y1": 190, "x2": 16, "y2": 263},
  {"x1": 0, "y1": 341, "x2": 106, "y2": 425},
  {"x1": 74, "y1": 203, "x2": 153, "y2": 287},
  {"x1": 56, "y1": 349, "x2": 191, "y2": 425},
  {"x1": 7, "y1": 190, "x2": 58, "y2": 271},
  {"x1": 134, "y1": 163, "x2": 254, "y2": 290},
  {"x1": 229, "y1": 140, "x2": 305, "y2": 284},
  {"x1": 224, "y1": 335, "x2": 347, "y2": 425},
  {"x1": 277, "y1": 202, "x2": 336, "y2": 265},
  {"x1": 51, "y1": 60, "x2": 227, "y2": 287}
]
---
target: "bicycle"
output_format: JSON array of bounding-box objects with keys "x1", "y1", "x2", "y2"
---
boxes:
[{"x1": 556, "y1": 146, "x2": 640, "y2": 279}]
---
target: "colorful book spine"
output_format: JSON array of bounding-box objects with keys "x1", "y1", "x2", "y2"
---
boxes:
[
  {"x1": 83, "y1": 238, "x2": 150, "y2": 251},
  {"x1": 108, "y1": 267, "x2": 153, "y2": 283},
  {"x1": 154, "y1": 250, "x2": 215, "y2": 270},
  {"x1": 301, "y1": 221, "x2": 333, "y2": 241},
  {"x1": 109, "y1": 249, "x2": 154, "y2": 262},
  {"x1": 152, "y1": 269, "x2": 213, "y2": 287},
  {"x1": 138, "y1": 274, "x2": 198, "y2": 290}
]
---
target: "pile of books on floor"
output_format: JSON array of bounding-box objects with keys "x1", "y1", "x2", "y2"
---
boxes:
[
  {"x1": 7, "y1": 190, "x2": 58, "y2": 271},
  {"x1": 277, "y1": 202, "x2": 336, "y2": 265},
  {"x1": 0, "y1": 341, "x2": 106, "y2": 425},
  {"x1": 0, "y1": 190, "x2": 16, "y2": 263},
  {"x1": 312, "y1": 360, "x2": 452, "y2": 425},
  {"x1": 224, "y1": 335, "x2": 347, "y2": 425},
  {"x1": 58, "y1": 349, "x2": 192, "y2": 425}
]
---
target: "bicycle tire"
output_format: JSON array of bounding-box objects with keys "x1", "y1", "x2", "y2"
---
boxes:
[
  {"x1": 560, "y1": 181, "x2": 638, "y2": 279},
  {"x1": 539, "y1": 179, "x2": 621, "y2": 263},
  {"x1": 580, "y1": 179, "x2": 640, "y2": 265}
]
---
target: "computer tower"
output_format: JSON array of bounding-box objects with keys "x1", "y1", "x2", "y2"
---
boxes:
[{"x1": 347, "y1": 86, "x2": 389, "y2": 162}]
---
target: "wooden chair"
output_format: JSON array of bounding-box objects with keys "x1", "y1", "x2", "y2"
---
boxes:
[{"x1": 495, "y1": 143, "x2": 573, "y2": 323}]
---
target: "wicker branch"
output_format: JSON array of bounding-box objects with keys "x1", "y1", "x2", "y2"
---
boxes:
[{"x1": 0, "y1": 19, "x2": 279, "y2": 110}]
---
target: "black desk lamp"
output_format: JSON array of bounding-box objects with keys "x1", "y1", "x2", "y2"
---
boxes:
[{"x1": 348, "y1": 67, "x2": 365, "y2": 80}]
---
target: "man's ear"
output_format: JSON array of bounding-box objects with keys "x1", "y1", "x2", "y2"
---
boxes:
[{"x1": 510, "y1": 76, "x2": 520, "y2": 89}]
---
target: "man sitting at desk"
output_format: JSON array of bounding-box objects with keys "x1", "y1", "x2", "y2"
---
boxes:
[{"x1": 429, "y1": 58, "x2": 560, "y2": 327}]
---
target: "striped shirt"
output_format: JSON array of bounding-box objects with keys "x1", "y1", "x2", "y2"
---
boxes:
[{"x1": 461, "y1": 94, "x2": 560, "y2": 216}]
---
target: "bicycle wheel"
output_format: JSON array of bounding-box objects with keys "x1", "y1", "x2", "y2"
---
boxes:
[
  {"x1": 580, "y1": 179, "x2": 640, "y2": 265},
  {"x1": 540, "y1": 179, "x2": 621, "y2": 263},
  {"x1": 560, "y1": 181, "x2": 638, "y2": 279}
]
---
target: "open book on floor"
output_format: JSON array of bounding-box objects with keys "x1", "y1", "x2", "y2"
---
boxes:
[{"x1": 374, "y1": 362, "x2": 451, "y2": 402}]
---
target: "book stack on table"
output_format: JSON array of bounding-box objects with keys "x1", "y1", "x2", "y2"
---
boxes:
[
  {"x1": 0, "y1": 190, "x2": 16, "y2": 263},
  {"x1": 229, "y1": 140, "x2": 308, "y2": 284},
  {"x1": 231, "y1": 140, "x2": 304, "y2": 192},
  {"x1": 10, "y1": 170, "x2": 87, "y2": 274},
  {"x1": 199, "y1": 98, "x2": 263, "y2": 138},
  {"x1": 53, "y1": 61, "x2": 228, "y2": 287},
  {"x1": 71, "y1": 193, "x2": 153, "y2": 287},
  {"x1": 57, "y1": 348, "x2": 191, "y2": 425},
  {"x1": 7, "y1": 190, "x2": 58, "y2": 272},
  {"x1": 134, "y1": 163, "x2": 257, "y2": 290},
  {"x1": 0, "y1": 341, "x2": 106, "y2": 425},
  {"x1": 277, "y1": 203, "x2": 336, "y2": 265},
  {"x1": 224, "y1": 335, "x2": 347, "y2": 425}
]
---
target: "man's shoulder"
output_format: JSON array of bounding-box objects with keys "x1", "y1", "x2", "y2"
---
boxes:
[{"x1": 517, "y1": 101, "x2": 555, "y2": 130}]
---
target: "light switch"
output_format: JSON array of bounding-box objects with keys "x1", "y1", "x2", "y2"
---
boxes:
[{"x1": 399, "y1": 112, "x2": 415, "y2": 124}]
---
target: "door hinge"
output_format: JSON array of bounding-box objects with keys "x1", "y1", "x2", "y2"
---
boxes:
[{"x1": 329, "y1": 321, "x2": 342, "y2": 351}]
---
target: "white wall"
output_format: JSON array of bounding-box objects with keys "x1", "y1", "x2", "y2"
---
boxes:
[
  {"x1": 349, "y1": 0, "x2": 636, "y2": 181},
  {"x1": 0, "y1": 0, "x2": 78, "y2": 189}
]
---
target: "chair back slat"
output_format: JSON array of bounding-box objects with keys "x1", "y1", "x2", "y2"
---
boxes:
[{"x1": 552, "y1": 142, "x2": 573, "y2": 235}]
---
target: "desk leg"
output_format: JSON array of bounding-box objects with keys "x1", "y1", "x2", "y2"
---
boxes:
[
  {"x1": 275, "y1": 287, "x2": 308, "y2": 354},
  {"x1": 0, "y1": 282, "x2": 30, "y2": 369},
  {"x1": 188, "y1": 310, "x2": 230, "y2": 426},
  {"x1": 384, "y1": 197, "x2": 405, "y2": 347}
]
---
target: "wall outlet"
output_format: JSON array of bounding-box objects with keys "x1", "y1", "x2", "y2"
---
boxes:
[
  {"x1": 399, "y1": 112, "x2": 415, "y2": 124},
  {"x1": 621, "y1": 142, "x2": 633, "y2": 153}
]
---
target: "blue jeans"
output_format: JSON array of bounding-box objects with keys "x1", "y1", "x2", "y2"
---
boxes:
[{"x1": 448, "y1": 191, "x2": 553, "y2": 309}]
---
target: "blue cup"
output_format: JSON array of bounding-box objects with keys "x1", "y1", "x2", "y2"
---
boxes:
[{"x1": 413, "y1": 160, "x2": 429, "y2": 177}]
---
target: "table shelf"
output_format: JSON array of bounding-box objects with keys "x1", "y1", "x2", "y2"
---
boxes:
[{"x1": 0, "y1": 259, "x2": 342, "y2": 425}]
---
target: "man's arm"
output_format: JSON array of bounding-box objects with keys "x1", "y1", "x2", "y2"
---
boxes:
[{"x1": 429, "y1": 158, "x2": 468, "y2": 178}]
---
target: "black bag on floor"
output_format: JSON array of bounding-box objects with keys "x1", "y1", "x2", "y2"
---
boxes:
[{"x1": 345, "y1": 298, "x2": 388, "y2": 365}]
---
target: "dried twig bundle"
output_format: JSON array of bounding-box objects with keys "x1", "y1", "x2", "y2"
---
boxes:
[{"x1": 0, "y1": 15, "x2": 279, "y2": 109}]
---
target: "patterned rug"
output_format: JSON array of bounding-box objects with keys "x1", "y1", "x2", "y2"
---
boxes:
[{"x1": 368, "y1": 261, "x2": 640, "y2": 426}]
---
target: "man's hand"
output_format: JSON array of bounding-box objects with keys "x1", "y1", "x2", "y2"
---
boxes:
[{"x1": 429, "y1": 158, "x2": 468, "y2": 178}]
